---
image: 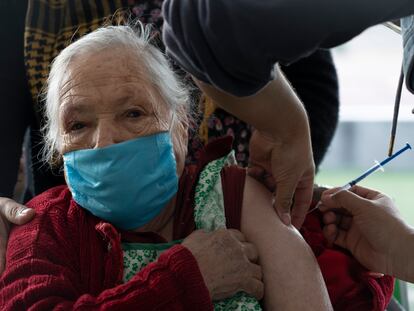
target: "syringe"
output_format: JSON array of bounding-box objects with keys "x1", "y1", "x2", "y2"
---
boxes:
[{"x1": 308, "y1": 143, "x2": 412, "y2": 214}]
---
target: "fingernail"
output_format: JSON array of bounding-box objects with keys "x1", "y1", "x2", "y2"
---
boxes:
[
  {"x1": 331, "y1": 187, "x2": 349, "y2": 199},
  {"x1": 18, "y1": 209, "x2": 31, "y2": 216},
  {"x1": 367, "y1": 272, "x2": 384, "y2": 278},
  {"x1": 329, "y1": 193, "x2": 338, "y2": 200},
  {"x1": 281, "y1": 213, "x2": 291, "y2": 226},
  {"x1": 307, "y1": 202, "x2": 320, "y2": 214}
]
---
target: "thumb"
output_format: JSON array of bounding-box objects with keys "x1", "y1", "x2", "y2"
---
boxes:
[
  {"x1": 0, "y1": 199, "x2": 35, "y2": 225},
  {"x1": 274, "y1": 181, "x2": 296, "y2": 226},
  {"x1": 10, "y1": 207, "x2": 35, "y2": 225},
  {"x1": 333, "y1": 228, "x2": 350, "y2": 250},
  {"x1": 331, "y1": 190, "x2": 367, "y2": 216}
]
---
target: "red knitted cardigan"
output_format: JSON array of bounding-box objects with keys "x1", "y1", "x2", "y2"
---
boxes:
[{"x1": 0, "y1": 185, "x2": 215, "y2": 310}]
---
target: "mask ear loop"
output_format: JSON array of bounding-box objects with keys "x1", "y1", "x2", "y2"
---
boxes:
[{"x1": 388, "y1": 65, "x2": 405, "y2": 156}]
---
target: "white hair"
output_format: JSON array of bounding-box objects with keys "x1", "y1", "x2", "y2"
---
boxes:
[{"x1": 42, "y1": 24, "x2": 190, "y2": 165}]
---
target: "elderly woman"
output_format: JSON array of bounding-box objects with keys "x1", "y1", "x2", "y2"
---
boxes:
[{"x1": 0, "y1": 25, "x2": 332, "y2": 310}]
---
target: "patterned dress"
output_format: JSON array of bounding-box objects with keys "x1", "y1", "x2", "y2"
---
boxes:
[{"x1": 122, "y1": 152, "x2": 261, "y2": 310}]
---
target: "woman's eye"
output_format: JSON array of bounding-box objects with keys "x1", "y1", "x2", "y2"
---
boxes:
[
  {"x1": 70, "y1": 122, "x2": 86, "y2": 132},
  {"x1": 126, "y1": 110, "x2": 142, "y2": 118}
]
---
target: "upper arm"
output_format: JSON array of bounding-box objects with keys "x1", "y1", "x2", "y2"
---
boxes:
[{"x1": 241, "y1": 176, "x2": 332, "y2": 310}]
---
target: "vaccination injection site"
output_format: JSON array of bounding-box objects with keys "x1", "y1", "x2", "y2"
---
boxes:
[{"x1": 1, "y1": 1, "x2": 414, "y2": 310}]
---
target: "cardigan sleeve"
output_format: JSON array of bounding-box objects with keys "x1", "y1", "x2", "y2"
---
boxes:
[
  {"x1": 162, "y1": 0, "x2": 414, "y2": 96},
  {"x1": 0, "y1": 189, "x2": 212, "y2": 310}
]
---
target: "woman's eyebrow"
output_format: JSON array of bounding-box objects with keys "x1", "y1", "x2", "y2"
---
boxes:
[
  {"x1": 116, "y1": 94, "x2": 138, "y2": 105},
  {"x1": 60, "y1": 102, "x2": 90, "y2": 119},
  {"x1": 116, "y1": 93, "x2": 154, "y2": 111},
  {"x1": 115, "y1": 84, "x2": 153, "y2": 102}
]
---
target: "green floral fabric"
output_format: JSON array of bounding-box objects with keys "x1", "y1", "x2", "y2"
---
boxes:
[
  {"x1": 122, "y1": 152, "x2": 261, "y2": 310},
  {"x1": 122, "y1": 242, "x2": 180, "y2": 283}
]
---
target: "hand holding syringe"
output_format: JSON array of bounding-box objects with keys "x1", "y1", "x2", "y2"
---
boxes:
[{"x1": 308, "y1": 143, "x2": 412, "y2": 214}]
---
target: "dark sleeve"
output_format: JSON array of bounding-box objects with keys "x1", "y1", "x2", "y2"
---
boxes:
[
  {"x1": 162, "y1": 0, "x2": 414, "y2": 96},
  {"x1": 281, "y1": 50, "x2": 339, "y2": 170},
  {"x1": 0, "y1": 0, "x2": 31, "y2": 197}
]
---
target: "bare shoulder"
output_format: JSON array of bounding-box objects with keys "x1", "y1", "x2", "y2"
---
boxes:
[
  {"x1": 241, "y1": 175, "x2": 290, "y2": 236},
  {"x1": 242, "y1": 175, "x2": 273, "y2": 208}
]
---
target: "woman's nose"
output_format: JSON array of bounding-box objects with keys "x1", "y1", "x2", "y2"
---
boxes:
[{"x1": 93, "y1": 122, "x2": 120, "y2": 149}]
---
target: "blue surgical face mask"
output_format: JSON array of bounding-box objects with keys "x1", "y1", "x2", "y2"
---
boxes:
[{"x1": 63, "y1": 132, "x2": 178, "y2": 230}]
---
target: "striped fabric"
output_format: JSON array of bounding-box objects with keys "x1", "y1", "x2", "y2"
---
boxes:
[{"x1": 24, "y1": 0, "x2": 164, "y2": 113}]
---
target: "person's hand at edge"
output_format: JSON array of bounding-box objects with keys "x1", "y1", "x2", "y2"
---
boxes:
[
  {"x1": 0, "y1": 197, "x2": 35, "y2": 273},
  {"x1": 319, "y1": 186, "x2": 414, "y2": 282}
]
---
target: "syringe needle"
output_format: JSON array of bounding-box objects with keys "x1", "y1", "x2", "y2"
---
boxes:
[{"x1": 308, "y1": 143, "x2": 412, "y2": 214}]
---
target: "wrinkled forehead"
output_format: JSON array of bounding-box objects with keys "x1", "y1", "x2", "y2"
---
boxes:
[
  {"x1": 59, "y1": 49, "x2": 171, "y2": 117},
  {"x1": 62, "y1": 49, "x2": 148, "y2": 93}
]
